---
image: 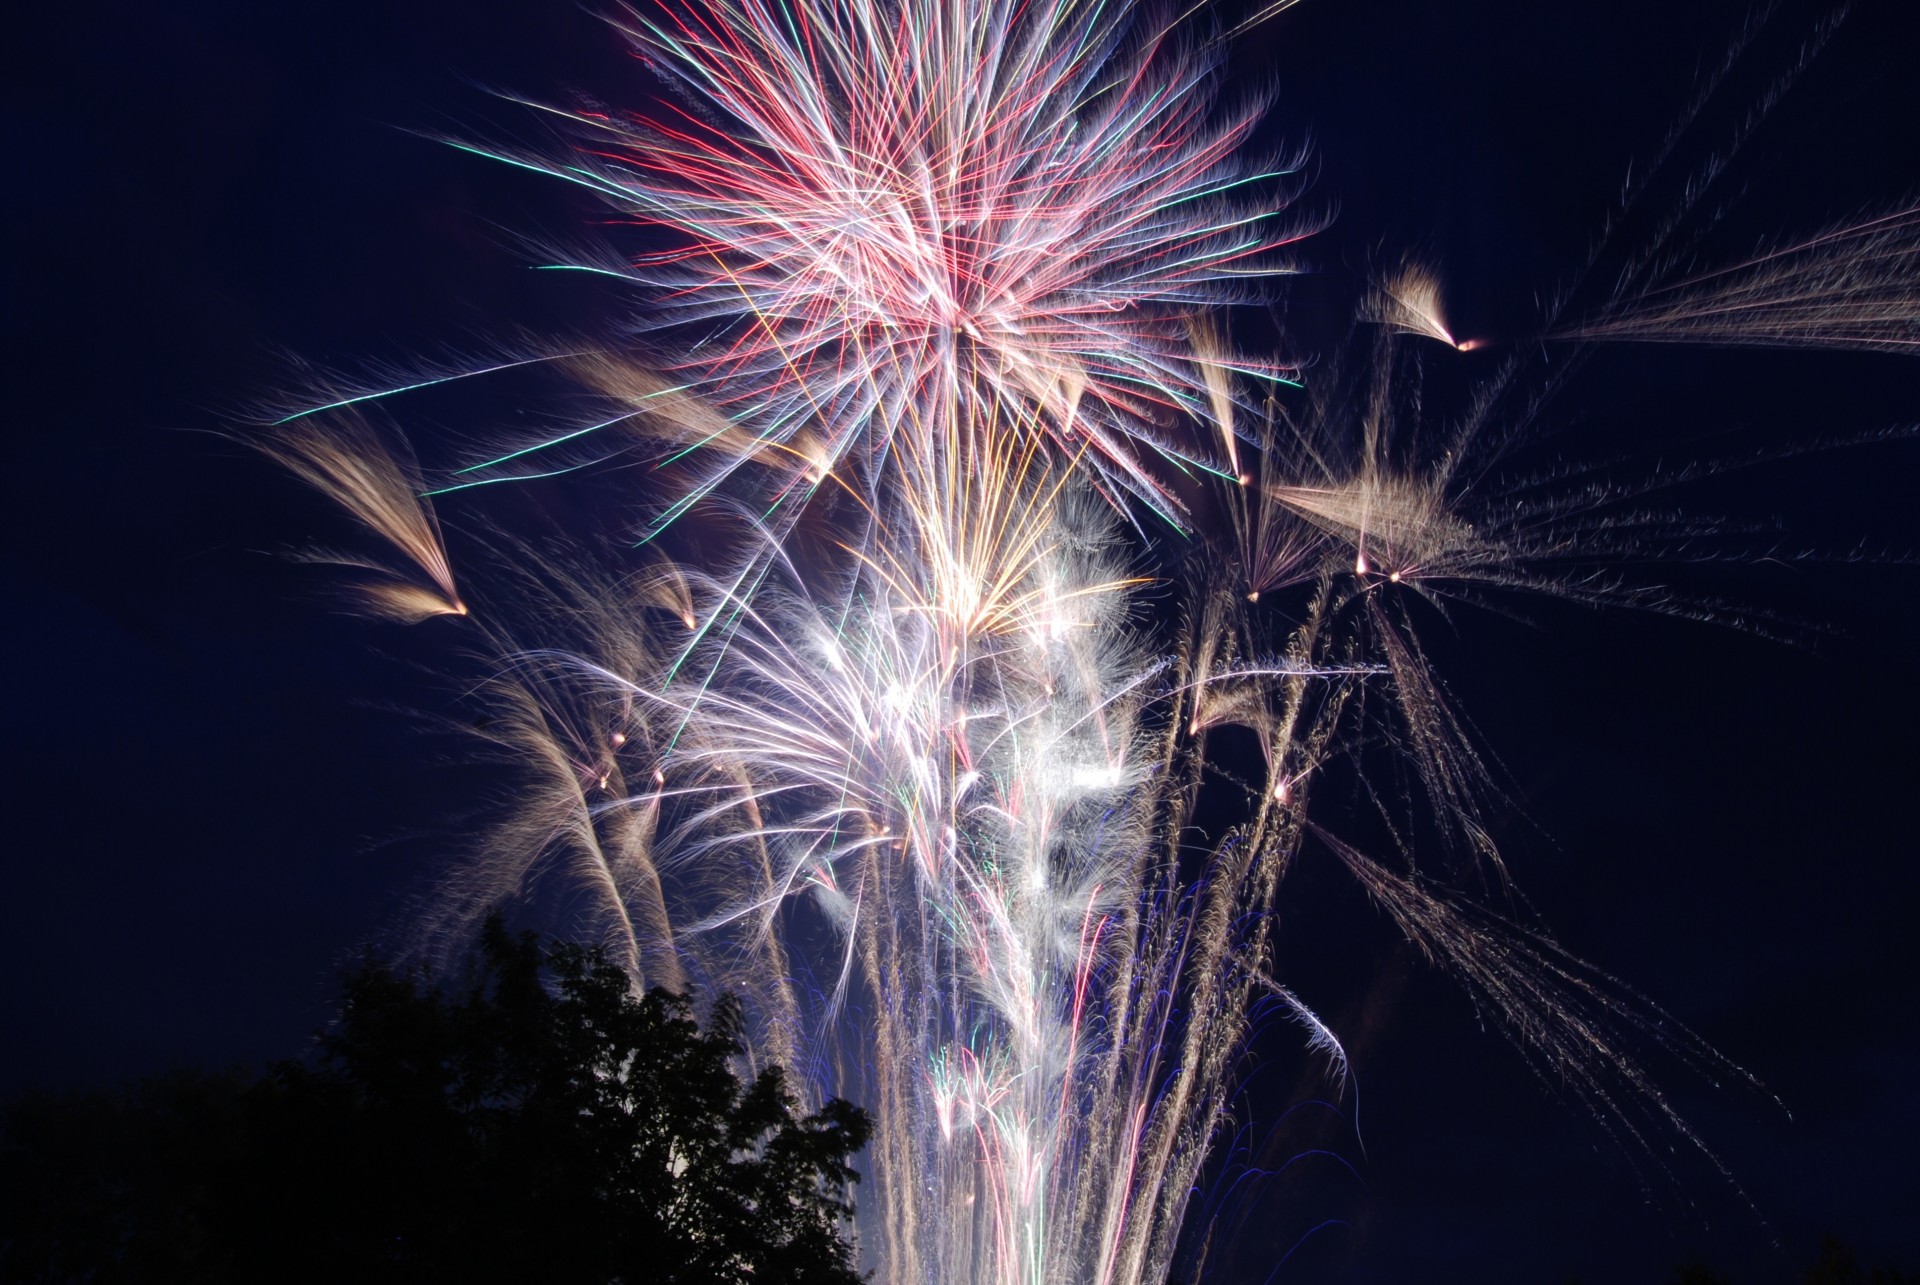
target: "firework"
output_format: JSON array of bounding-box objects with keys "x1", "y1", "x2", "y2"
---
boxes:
[
  {"x1": 246, "y1": 1, "x2": 1895, "y2": 1281},
  {"x1": 276, "y1": 333, "x2": 1753, "y2": 1285},
  {"x1": 436, "y1": 0, "x2": 1318, "y2": 537}
]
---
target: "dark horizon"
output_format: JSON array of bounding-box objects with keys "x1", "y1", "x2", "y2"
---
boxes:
[{"x1": 5, "y1": 0, "x2": 1918, "y2": 1280}]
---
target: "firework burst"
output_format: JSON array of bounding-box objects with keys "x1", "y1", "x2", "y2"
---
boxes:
[
  {"x1": 244, "y1": 2, "x2": 1913, "y2": 1281},
  {"x1": 441, "y1": 0, "x2": 1316, "y2": 533}
]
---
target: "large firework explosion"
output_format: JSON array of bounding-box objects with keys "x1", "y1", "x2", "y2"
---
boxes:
[{"x1": 247, "y1": 1, "x2": 1917, "y2": 1281}]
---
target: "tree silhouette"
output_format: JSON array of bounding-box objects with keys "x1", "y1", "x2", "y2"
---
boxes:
[
  {"x1": 1, "y1": 922, "x2": 869, "y2": 1284},
  {"x1": 1802, "y1": 1234, "x2": 1920, "y2": 1285},
  {"x1": 1650, "y1": 1240, "x2": 1920, "y2": 1285}
]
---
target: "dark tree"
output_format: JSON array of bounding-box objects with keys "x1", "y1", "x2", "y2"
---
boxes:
[
  {"x1": 0, "y1": 1069, "x2": 251, "y2": 1284},
  {"x1": 1803, "y1": 1235, "x2": 1920, "y2": 1285},
  {"x1": 1, "y1": 923, "x2": 870, "y2": 1285},
  {"x1": 1653, "y1": 1240, "x2": 1920, "y2": 1285}
]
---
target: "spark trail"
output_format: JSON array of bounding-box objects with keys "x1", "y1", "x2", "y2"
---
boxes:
[{"x1": 1557, "y1": 203, "x2": 1920, "y2": 353}]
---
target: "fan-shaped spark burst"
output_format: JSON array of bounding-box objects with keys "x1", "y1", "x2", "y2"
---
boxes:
[
  {"x1": 247, "y1": 413, "x2": 466, "y2": 622},
  {"x1": 1365, "y1": 260, "x2": 1471, "y2": 350}
]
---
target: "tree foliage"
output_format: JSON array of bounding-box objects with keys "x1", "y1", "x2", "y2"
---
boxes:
[{"x1": 1, "y1": 923, "x2": 869, "y2": 1284}]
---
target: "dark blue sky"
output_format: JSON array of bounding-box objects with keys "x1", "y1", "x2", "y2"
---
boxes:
[{"x1": 4, "y1": 0, "x2": 1918, "y2": 1281}]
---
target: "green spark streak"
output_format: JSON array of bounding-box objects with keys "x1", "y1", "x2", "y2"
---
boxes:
[
  {"x1": 451, "y1": 388, "x2": 691, "y2": 476},
  {"x1": 441, "y1": 142, "x2": 634, "y2": 203},
  {"x1": 1157, "y1": 169, "x2": 1298, "y2": 210},
  {"x1": 535, "y1": 263, "x2": 648, "y2": 284},
  {"x1": 274, "y1": 354, "x2": 580, "y2": 424},
  {"x1": 422, "y1": 460, "x2": 604, "y2": 496}
]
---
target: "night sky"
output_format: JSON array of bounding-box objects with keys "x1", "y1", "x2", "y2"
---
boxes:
[{"x1": 5, "y1": 0, "x2": 1918, "y2": 1281}]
